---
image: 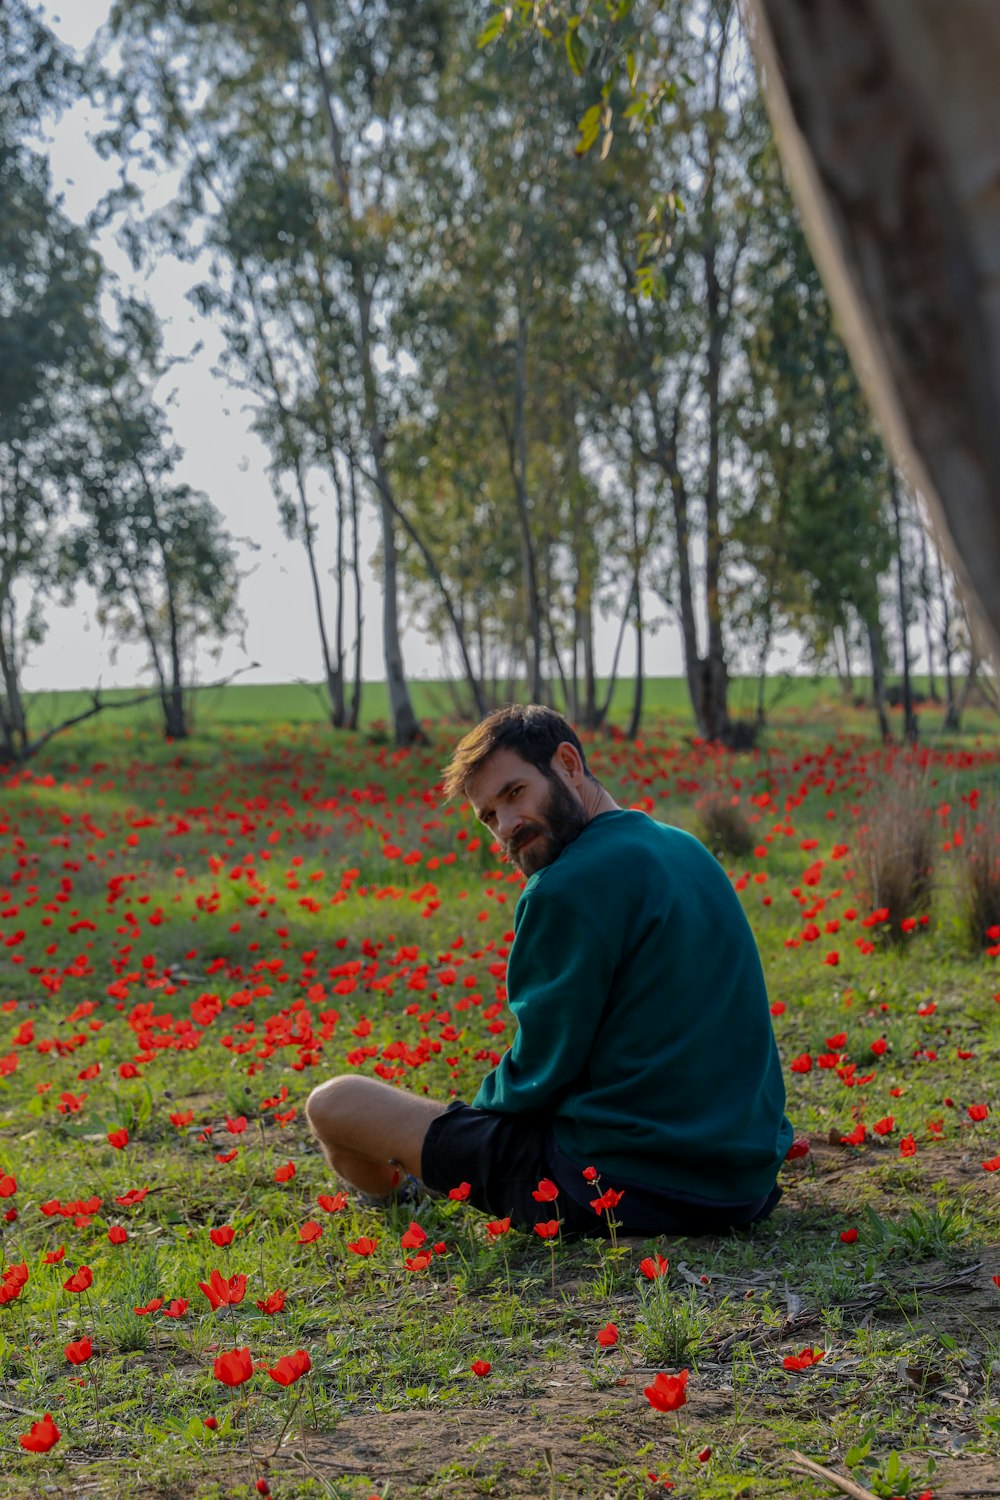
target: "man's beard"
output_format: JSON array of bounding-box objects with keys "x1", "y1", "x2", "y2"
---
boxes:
[{"x1": 501, "y1": 774, "x2": 589, "y2": 877}]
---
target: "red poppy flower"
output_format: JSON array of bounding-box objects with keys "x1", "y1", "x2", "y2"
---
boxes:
[
  {"x1": 134, "y1": 1298, "x2": 163, "y2": 1315},
  {"x1": 161, "y1": 1298, "x2": 189, "y2": 1318},
  {"x1": 644, "y1": 1369, "x2": 688, "y2": 1412},
  {"x1": 596, "y1": 1322, "x2": 619, "y2": 1347},
  {"x1": 590, "y1": 1187, "x2": 624, "y2": 1214},
  {"x1": 107, "y1": 1226, "x2": 128, "y2": 1246},
  {"x1": 316, "y1": 1191, "x2": 348, "y2": 1213},
  {"x1": 169, "y1": 1110, "x2": 194, "y2": 1128},
  {"x1": 486, "y1": 1217, "x2": 511, "y2": 1239},
  {"x1": 113, "y1": 1188, "x2": 147, "y2": 1210},
  {"x1": 64, "y1": 1336, "x2": 93, "y2": 1365},
  {"x1": 639, "y1": 1254, "x2": 669, "y2": 1280},
  {"x1": 44, "y1": 1246, "x2": 66, "y2": 1264},
  {"x1": 968, "y1": 1104, "x2": 989, "y2": 1122},
  {"x1": 531, "y1": 1178, "x2": 559, "y2": 1202},
  {"x1": 214, "y1": 1347, "x2": 254, "y2": 1386},
  {"x1": 785, "y1": 1138, "x2": 810, "y2": 1160},
  {"x1": 107, "y1": 1128, "x2": 129, "y2": 1149},
  {"x1": 18, "y1": 1413, "x2": 60, "y2": 1452},
  {"x1": 273, "y1": 1162, "x2": 296, "y2": 1183},
  {"x1": 400, "y1": 1222, "x2": 427, "y2": 1250},
  {"x1": 783, "y1": 1346, "x2": 826, "y2": 1371},
  {"x1": 581, "y1": 1166, "x2": 598, "y2": 1182},
  {"x1": 209, "y1": 1226, "x2": 235, "y2": 1248},
  {"x1": 447, "y1": 1181, "x2": 471, "y2": 1201},
  {"x1": 347, "y1": 1236, "x2": 378, "y2": 1257},
  {"x1": 0, "y1": 1173, "x2": 16, "y2": 1197},
  {"x1": 199, "y1": 1269, "x2": 248, "y2": 1309},
  {"x1": 266, "y1": 1348, "x2": 311, "y2": 1386},
  {"x1": 63, "y1": 1265, "x2": 93, "y2": 1294},
  {"x1": 470, "y1": 1359, "x2": 491, "y2": 1377},
  {"x1": 297, "y1": 1221, "x2": 323, "y2": 1244},
  {"x1": 840, "y1": 1228, "x2": 859, "y2": 1244},
  {"x1": 404, "y1": 1250, "x2": 433, "y2": 1272},
  {"x1": 256, "y1": 1289, "x2": 286, "y2": 1315},
  {"x1": 533, "y1": 1220, "x2": 560, "y2": 1239},
  {"x1": 215, "y1": 1149, "x2": 239, "y2": 1164}
]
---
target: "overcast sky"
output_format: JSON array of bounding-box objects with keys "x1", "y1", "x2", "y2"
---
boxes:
[{"x1": 24, "y1": 1, "x2": 685, "y2": 694}]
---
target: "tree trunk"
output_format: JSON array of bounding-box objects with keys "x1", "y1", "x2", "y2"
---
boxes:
[
  {"x1": 511, "y1": 300, "x2": 544, "y2": 704},
  {"x1": 627, "y1": 579, "x2": 644, "y2": 741},
  {"x1": 0, "y1": 594, "x2": 26, "y2": 762},
  {"x1": 348, "y1": 460, "x2": 363, "y2": 732},
  {"x1": 866, "y1": 615, "x2": 892, "y2": 742},
  {"x1": 936, "y1": 543, "x2": 959, "y2": 730},
  {"x1": 596, "y1": 579, "x2": 635, "y2": 728},
  {"x1": 749, "y1": 0, "x2": 1000, "y2": 663},
  {"x1": 303, "y1": 0, "x2": 419, "y2": 746},
  {"x1": 699, "y1": 18, "x2": 736, "y2": 745},
  {"x1": 919, "y1": 524, "x2": 938, "y2": 701},
  {"x1": 579, "y1": 588, "x2": 597, "y2": 729},
  {"x1": 377, "y1": 493, "x2": 421, "y2": 745},
  {"x1": 890, "y1": 469, "x2": 919, "y2": 743}
]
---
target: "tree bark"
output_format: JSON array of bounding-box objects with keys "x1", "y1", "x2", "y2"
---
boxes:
[{"x1": 749, "y1": 0, "x2": 1000, "y2": 663}]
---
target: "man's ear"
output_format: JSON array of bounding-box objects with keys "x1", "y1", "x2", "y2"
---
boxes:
[{"x1": 552, "y1": 741, "x2": 584, "y2": 785}]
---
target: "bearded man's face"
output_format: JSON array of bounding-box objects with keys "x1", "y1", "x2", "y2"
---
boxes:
[{"x1": 466, "y1": 748, "x2": 589, "y2": 878}]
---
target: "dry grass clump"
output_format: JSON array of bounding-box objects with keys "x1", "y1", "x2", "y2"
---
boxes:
[
  {"x1": 956, "y1": 801, "x2": 1000, "y2": 950},
  {"x1": 856, "y1": 774, "x2": 934, "y2": 941},
  {"x1": 696, "y1": 793, "x2": 756, "y2": 861}
]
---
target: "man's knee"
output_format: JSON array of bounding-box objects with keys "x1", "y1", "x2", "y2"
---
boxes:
[{"x1": 305, "y1": 1075, "x2": 370, "y2": 1139}]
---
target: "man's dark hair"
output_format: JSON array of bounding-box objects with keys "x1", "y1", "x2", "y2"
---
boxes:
[{"x1": 442, "y1": 704, "x2": 593, "y2": 801}]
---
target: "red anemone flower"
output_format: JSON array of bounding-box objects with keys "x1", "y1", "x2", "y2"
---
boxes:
[
  {"x1": 19, "y1": 1413, "x2": 61, "y2": 1452},
  {"x1": 214, "y1": 1347, "x2": 254, "y2": 1386},
  {"x1": 266, "y1": 1349, "x2": 311, "y2": 1386},
  {"x1": 199, "y1": 1269, "x2": 248, "y2": 1309},
  {"x1": 644, "y1": 1369, "x2": 688, "y2": 1412}
]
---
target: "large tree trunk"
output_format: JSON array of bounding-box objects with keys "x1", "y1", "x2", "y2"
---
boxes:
[{"x1": 749, "y1": 0, "x2": 1000, "y2": 664}]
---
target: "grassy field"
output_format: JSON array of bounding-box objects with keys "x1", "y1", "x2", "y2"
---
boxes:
[
  {"x1": 23, "y1": 673, "x2": 976, "y2": 733},
  {"x1": 0, "y1": 697, "x2": 998, "y2": 1498}
]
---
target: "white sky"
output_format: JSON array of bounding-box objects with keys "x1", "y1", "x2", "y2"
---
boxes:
[{"x1": 24, "y1": 0, "x2": 688, "y2": 694}]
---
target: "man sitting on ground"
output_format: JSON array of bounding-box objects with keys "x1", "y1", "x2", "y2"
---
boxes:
[{"x1": 306, "y1": 705, "x2": 793, "y2": 1236}]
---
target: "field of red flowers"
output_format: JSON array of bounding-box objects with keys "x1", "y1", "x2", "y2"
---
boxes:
[{"x1": 0, "y1": 712, "x2": 998, "y2": 1499}]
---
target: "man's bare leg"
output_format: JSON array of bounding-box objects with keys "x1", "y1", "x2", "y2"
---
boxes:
[{"x1": 305, "y1": 1075, "x2": 448, "y2": 1198}]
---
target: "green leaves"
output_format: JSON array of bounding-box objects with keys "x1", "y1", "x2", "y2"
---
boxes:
[
  {"x1": 575, "y1": 102, "x2": 603, "y2": 156},
  {"x1": 564, "y1": 18, "x2": 590, "y2": 76},
  {"x1": 476, "y1": 9, "x2": 508, "y2": 50}
]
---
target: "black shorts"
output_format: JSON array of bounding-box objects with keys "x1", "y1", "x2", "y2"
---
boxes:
[{"x1": 421, "y1": 1101, "x2": 782, "y2": 1238}]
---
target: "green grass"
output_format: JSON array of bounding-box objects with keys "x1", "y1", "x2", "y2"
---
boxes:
[
  {"x1": 24, "y1": 672, "x2": 989, "y2": 734},
  {"x1": 0, "y1": 702, "x2": 997, "y2": 1497}
]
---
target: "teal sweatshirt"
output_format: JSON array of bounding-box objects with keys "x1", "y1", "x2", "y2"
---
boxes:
[{"x1": 473, "y1": 810, "x2": 793, "y2": 1202}]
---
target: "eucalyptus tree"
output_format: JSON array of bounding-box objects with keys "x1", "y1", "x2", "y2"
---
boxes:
[
  {"x1": 101, "y1": 0, "x2": 477, "y2": 744},
  {"x1": 575, "y1": 0, "x2": 767, "y2": 742},
  {"x1": 71, "y1": 297, "x2": 241, "y2": 740},
  {"x1": 386, "y1": 10, "x2": 623, "y2": 713},
  {"x1": 0, "y1": 4, "x2": 104, "y2": 759}
]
